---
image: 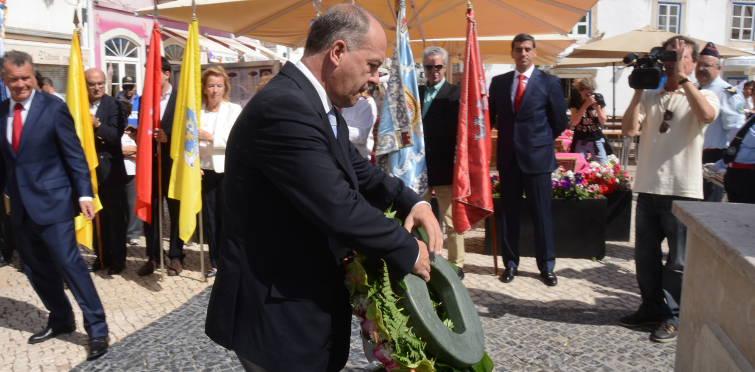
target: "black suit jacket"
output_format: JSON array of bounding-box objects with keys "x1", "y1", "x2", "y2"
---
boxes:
[
  {"x1": 419, "y1": 82, "x2": 461, "y2": 186},
  {"x1": 0, "y1": 92, "x2": 93, "y2": 226},
  {"x1": 489, "y1": 68, "x2": 568, "y2": 174},
  {"x1": 93, "y1": 94, "x2": 127, "y2": 187},
  {"x1": 205, "y1": 62, "x2": 423, "y2": 372}
]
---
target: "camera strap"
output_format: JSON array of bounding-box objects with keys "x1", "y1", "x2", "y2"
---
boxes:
[{"x1": 723, "y1": 115, "x2": 755, "y2": 164}]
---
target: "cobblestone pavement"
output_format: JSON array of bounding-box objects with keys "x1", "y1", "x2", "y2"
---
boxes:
[{"x1": 1, "y1": 193, "x2": 677, "y2": 372}]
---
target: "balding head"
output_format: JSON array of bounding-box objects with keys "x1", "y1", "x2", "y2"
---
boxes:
[
  {"x1": 301, "y1": 4, "x2": 386, "y2": 108},
  {"x1": 85, "y1": 68, "x2": 106, "y2": 102}
]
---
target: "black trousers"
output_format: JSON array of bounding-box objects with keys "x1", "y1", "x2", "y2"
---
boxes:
[
  {"x1": 0, "y1": 207, "x2": 15, "y2": 262},
  {"x1": 724, "y1": 167, "x2": 755, "y2": 204},
  {"x1": 702, "y1": 149, "x2": 725, "y2": 202},
  {"x1": 13, "y1": 208, "x2": 108, "y2": 338},
  {"x1": 498, "y1": 157, "x2": 556, "y2": 273},
  {"x1": 201, "y1": 169, "x2": 224, "y2": 269},
  {"x1": 93, "y1": 184, "x2": 128, "y2": 267},
  {"x1": 144, "y1": 168, "x2": 184, "y2": 262}
]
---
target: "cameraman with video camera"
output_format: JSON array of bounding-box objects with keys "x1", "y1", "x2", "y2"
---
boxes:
[
  {"x1": 568, "y1": 78, "x2": 611, "y2": 164},
  {"x1": 620, "y1": 36, "x2": 719, "y2": 343}
]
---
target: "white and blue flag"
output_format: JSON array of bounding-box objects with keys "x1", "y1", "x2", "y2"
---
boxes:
[{"x1": 375, "y1": 0, "x2": 427, "y2": 196}]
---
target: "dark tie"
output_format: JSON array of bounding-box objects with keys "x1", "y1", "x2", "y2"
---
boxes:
[
  {"x1": 514, "y1": 74, "x2": 526, "y2": 113},
  {"x1": 12, "y1": 103, "x2": 23, "y2": 154}
]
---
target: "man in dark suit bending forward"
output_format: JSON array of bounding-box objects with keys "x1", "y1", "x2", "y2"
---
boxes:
[{"x1": 205, "y1": 4, "x2": 443, "y2": 372}]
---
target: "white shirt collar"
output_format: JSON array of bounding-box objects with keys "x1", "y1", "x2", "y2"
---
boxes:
[
  {"x1": 9, "y1": 89, "x2": 35, "y2": 111},
  {"x1": 513, "y1": 64, "x2": 535, "y2": 80},
  {"x1": 162, "y1": 84, "x2": 173, "y2": 101},
  {"x1": 295, "y1": 60, "x2": 334, "y2": 114},
  {"x1": 90, "y1": 98, "x2": 102, "y2": 109}
]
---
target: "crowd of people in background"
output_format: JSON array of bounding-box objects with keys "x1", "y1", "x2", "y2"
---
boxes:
[{"x1": 0, "y1": 17, "x2": 754, "y2": 365}]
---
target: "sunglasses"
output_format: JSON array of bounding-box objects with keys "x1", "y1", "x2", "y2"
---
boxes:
[
  {"x1": 424, "y1": 64, "x2": 444, "y2": 71},
  {"x1": 122, "y1": 85, "x2": 135, "y2": 90},
  {"x1": 659, "y1": 110, "x2": 673, "y2": 133}
]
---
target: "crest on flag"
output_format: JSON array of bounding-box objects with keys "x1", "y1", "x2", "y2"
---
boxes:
[{"x1": 183, "y1": 108, "x2": 199, "y2": 169}]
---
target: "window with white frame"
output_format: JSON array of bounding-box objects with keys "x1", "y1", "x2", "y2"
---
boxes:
[
  {"x1": 570, "y1": 12, "x2": 590, "y2": 37},
  {"x1": 732, "y1": 4, "x2": 755, "y2": 41},
  {"x1": 657, "y1": 3, "x2": 681, "y2": 34}
]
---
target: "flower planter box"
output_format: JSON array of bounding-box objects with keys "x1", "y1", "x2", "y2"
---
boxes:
[
  {"x1": 484, "y1": 197, "x2": 606, "y2": 260},
  {"x1": 605, "y1": 190, "x2": 632, "y2": 242}
]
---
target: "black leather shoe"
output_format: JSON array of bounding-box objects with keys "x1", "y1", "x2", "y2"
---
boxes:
[
  {"x1": 107, "y1": 263, "x2": 124, "y2": 275},
  {"x1": 499, "y1": 268, "x2": 517, "y2": 283},
  {"x1": 28, "y1": 324, "x2": 76, "y2": 344},
  {"x1": 205, "y1": 269, "x2": 217, "y2": 278},
  {"x1": 87, "y1": 336, "x2": 109, "y2": 360},
  {"x1": 541, "y1": 271, "x2": 558, "y2": 286},
  {"x1": 456, "y1": 267, "x2": 465, "y2": 280},
  {"x1": 88, "y1": 259, "x2": 106, "y2": 272}
]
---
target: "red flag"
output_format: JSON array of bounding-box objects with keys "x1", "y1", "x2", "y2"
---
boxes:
[
  {"x1": 134, "y1": 24, "x2": 162, "y2": 224},
  {"x1": 452, "y1": 9, "x2": 494, "y2": 234}
]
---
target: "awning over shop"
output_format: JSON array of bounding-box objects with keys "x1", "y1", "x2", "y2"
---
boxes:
[{"x1": 162, "y1": 27, "x2": 241, "y2": 63}]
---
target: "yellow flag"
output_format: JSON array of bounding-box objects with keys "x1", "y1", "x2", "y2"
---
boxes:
[
  {"x1": 66, "y1": 30, "x2": 102, "y2": 249},
  {"x1": 168, "y1": 20, "x2": 202, "y2": 241}
]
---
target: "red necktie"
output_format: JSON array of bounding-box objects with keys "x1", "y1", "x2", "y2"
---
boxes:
[
  {"x1": 514, "y1": 74, "x2": 525, "y2": 113},
  {"x1": 12, "y1": 103, "x2": 23, "y2": 154}
]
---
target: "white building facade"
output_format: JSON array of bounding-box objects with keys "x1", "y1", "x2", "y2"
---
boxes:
[
  {"x1": 557, "y1": 0, "x2": 754, "y2": 117},
  {"x1": 4, "y1": 0, "x2": 94, "y2": 100}
]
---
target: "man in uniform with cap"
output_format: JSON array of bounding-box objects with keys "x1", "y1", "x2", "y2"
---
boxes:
[
  {"x1": 696, "y1": 42, "x2": 746, "y2": 202},
  {"x1": 117, "y1": 76, "x2": 142, "y2": 246},
  {"x1": 710, "y1": 115, "x2": 755, "y2": 204}
]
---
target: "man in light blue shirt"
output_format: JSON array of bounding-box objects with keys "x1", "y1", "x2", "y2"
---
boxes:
[
  {"x1": 696, "y1": 42, "x2": 745, "y2": 202},
  {"x1": 712, "y1": 116, "x2": 755, "y2": 203}
]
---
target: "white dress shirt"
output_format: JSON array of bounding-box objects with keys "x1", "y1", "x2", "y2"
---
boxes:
[
  {"x1": 89, "y1": 99, "x2": 101, "y2": 116},
  {"x1": 295, "y1": 61, "x2": 339, "y2": 137},
  {"x1": 294, "y1": 61, "x2": 428, "y2": 263},
  {"x1": 7, "y1": 90, "x2": 91, "y2": 201},
  {"x1": 160, "y1": 84, "x2": 173, "y2": 121},
  {"x1": 342, "y1": 96, "x2": 377, "y2": 159},
  {"x1": 511, "y1": 64, "x2": 535, "y2": 107},
  {"x1": 121, "y1": 133, "x2": 136, "y2": 176}
]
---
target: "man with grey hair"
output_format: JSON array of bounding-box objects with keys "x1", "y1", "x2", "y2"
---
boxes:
[
  {"x1": 205, "y1": 4, "x2": 443, "y2": 372},
  {"x1": 0, "y1": 50, "x2": 109, "y2": 359},
  {"x1": 418, "y1": 46, "x2": 465, "y2": 279}
]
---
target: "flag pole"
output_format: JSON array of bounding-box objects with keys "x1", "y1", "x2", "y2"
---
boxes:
[
  {"x1": 198, "y1": 211, "x2": 205, "y2": 282},
  {"x1": 154, "y1": 0, "x2": 166, "y2": 282},
  {"x1": 490, "y1": 213, "x2": 499, "y2": 277}
]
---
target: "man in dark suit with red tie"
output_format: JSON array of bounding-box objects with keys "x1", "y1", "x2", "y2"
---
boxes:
[
  {"x1": 488, "y1": 34, "x2": 568, "y2": 287},
  {"x1": 0, "y1": 51, "x2": 109, "y2": 359}
]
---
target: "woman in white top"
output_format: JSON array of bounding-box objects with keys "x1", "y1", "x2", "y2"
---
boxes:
[{"x1": 199, "y1": 66, "x2": 243, "y2": 278}]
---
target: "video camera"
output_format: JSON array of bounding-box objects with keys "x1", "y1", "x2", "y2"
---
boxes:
[{"x1": 623, "y1": 47, "x2": 678, "y2": 90}]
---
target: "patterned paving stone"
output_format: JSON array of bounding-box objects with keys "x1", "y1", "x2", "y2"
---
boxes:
[{"x1": 1, "y1": 170, "x2": 679, "y2": 372}]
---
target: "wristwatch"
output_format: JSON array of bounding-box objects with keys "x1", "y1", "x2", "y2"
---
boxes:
[{"x1": 679, "y1": 78, "x2": 689, "y2": 85}]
